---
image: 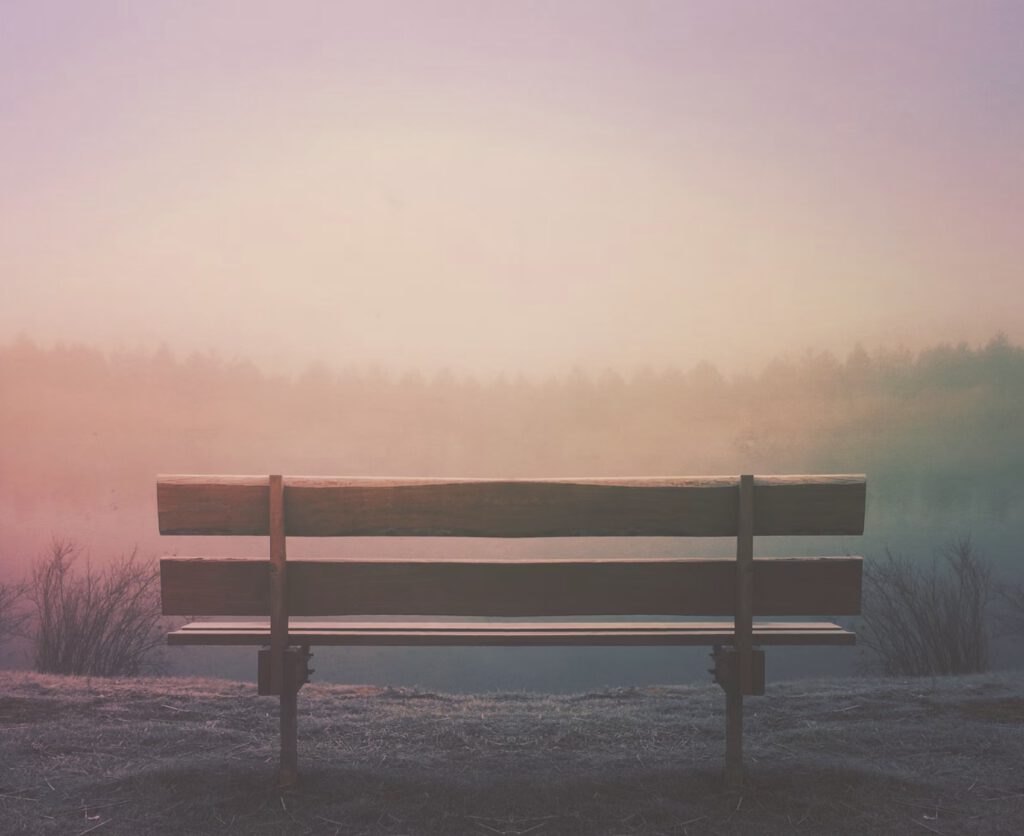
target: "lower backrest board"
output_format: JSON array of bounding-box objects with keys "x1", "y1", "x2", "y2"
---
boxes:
[{"x1": 160, "y1": 556, "x2": 862, "y2": 617}]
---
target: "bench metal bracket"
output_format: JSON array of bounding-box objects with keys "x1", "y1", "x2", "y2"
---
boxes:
[
  {"x1": 709, "y1": 645, "x2": 765, "y2": 696},
  {"x1": 258, "y1": 646, "x2": 314, "y2": 696}
]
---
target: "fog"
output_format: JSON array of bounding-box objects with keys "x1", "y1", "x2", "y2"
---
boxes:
[
  {"x1": 3, "y1": 2, "x2": 1023, "y2": 689},
  {"x1": 1, "y1": 337, "x2": 1021, "y2": 689},
  {"x1": 3, "y1": 2, "x2": 1023, "y2": 375}
]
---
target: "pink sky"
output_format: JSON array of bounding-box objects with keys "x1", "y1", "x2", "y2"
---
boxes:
[{"x1": 2, "y1": 1, "x2": 1022, "y2": 374}]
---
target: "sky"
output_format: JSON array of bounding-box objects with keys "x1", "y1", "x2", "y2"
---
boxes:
[{"x1": 2, "y1": 0, "x2": 1022, "y2": 375}]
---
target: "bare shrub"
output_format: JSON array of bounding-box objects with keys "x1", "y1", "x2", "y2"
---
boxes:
[
  {"x1": 29, "y1": 540, "x2": 165, "y2": 676},
  {"x1": 859, "y1": 537, "x2": 991, "y2": 676}
]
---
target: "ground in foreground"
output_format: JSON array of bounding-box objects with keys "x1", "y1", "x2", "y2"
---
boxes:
[{"x1": 1, "y1": 671, "x2": 1022, "y2": 835}]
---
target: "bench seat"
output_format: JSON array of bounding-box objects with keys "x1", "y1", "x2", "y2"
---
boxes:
[{"x1": 169, "y1": 619, "x2": 855, "y2": 646}]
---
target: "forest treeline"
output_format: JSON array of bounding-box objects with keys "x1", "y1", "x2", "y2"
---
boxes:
[{"x1": 1, "y1": 334, "x2": 1022, "y2": 560}]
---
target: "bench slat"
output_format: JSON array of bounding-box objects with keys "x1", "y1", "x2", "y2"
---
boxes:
[
  {"x1": 161, "y1": 556, "x2": 862, "y2": 617},
  {"x1": 157, "y1": 475, "x2": 866, "y2": 537},
  {"x1": 167, "y1": 619, "x2": 856, "y2": 646}
]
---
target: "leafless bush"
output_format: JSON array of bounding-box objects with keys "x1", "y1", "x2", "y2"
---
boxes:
[
  {"x1": 29, "y1": 540, "x2": 165, "y2": 676},
  {"x1": 859, "y1": 537, "x2": 991, "y2": 676}
]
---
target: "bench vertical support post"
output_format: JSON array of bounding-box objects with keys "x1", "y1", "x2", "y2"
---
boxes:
[
  {"x1": 269, "y1": 474, "x2": 288, "y2": 694},
  {"x1": 736, "y1": 474, "x2": 754, "y2": 693},
  {"x1": 726, "y1": 473, "x2": 755, "y2": 787},
  {"x1": 268, "y1": 474, "x2": 297, "y2": 787}
]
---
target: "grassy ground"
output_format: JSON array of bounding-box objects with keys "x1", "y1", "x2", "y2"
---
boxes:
[{"x1": 1, "y1": 670, "x2": 1022, "y2": 835}]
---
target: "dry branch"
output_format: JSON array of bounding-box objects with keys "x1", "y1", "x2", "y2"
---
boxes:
[
  {"x1": 859, "y1": 537, "x2": 991, "y2": 676},
  {"x1": 28, "y1": 540, "x2": 166, "y2": 677}
]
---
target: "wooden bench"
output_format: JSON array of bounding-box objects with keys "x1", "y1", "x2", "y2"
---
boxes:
[{"x1": 158, "y1": 473, "x2": 865, "y2": 787}]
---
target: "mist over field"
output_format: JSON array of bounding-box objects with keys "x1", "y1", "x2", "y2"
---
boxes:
[
  {"x1": 2, "y1": 336, "x2": 1021, "y2": 689},
  {"x1": 3, "y1": 2, "x2": 1024, "y2": 694}
]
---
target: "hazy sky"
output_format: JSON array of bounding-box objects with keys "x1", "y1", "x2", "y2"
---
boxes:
[{"x1": 2, "y1": 1, "x2": 1022, "y2": 374}]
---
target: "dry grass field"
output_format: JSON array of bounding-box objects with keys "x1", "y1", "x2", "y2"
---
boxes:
[{"x1": 1, "y1": 670, "x2": 1022, "y2": 835}]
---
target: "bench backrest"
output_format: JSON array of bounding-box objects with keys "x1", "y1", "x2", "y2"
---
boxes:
[{"x1": 159, "y1": 475, "x2": 865, "y2": 618}]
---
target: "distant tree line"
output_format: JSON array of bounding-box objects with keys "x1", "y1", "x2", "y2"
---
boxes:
[{"x1": 1, "y1": 333, "x2": 1021, "y2": 517}]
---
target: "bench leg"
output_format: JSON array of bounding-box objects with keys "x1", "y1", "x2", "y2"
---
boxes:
[
  {"x1": 279, "y1": 682, "x2": 299, "y2": 788},
  {"x1": 724, "y1": 682, "x2": 744, "y2": 788}
]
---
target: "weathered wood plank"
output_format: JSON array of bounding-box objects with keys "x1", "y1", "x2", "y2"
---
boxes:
[
  {"x1": 157, "y1": 475, "x2": 866, "y2": 537},
  {"x1": 167, "y1": 619, "x2": 856, "y2": 647},
  {"x1": 172, "y1": 619, "x2": 851, "y2": 632},
  {"x1": 160, "y1": 556, "x2": 862, "y2": 617}
]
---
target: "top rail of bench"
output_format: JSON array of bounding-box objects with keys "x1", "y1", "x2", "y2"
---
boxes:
[{"x1": 157, "y1": 474, "x2": 866, "y2": 537}]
